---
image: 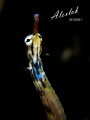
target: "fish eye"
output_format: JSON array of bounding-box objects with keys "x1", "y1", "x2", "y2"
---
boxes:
[
  {"x1": 26, "y1": 38, "x2": 32, "y2": 42},
  {"x1": 38, "y1": 34, "x2": 42, "y2": 38},
  {"x1": 33, "y1": 33, "x2": 35, "y2": 36},
  {"x1": 39, "y1": 35, "x2": 42, "y2": 38}
]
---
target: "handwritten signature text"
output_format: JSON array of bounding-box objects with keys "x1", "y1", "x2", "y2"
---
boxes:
[{"x1": 51, "y1": 6, "x2": 79, "y2": 20}]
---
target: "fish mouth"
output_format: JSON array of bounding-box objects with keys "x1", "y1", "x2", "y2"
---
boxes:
[{"x1": 33, "y1": 14, "x2": 39, "y2": 34}]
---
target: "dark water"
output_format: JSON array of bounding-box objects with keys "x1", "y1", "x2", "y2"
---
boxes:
[{"x1": 0, "y1": 1, "x2": 89, "y2": 120}]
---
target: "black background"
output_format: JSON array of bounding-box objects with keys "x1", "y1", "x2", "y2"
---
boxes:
[{"x1": 0, "y1": 0, "x2": 90, "y2": 120}]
